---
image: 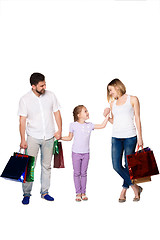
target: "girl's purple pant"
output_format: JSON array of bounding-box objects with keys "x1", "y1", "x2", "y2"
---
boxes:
[{"x1": 72, "y1": 152, "x2": 90, "y2": 194}]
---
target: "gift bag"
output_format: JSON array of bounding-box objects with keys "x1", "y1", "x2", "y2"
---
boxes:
[
  {"x1": 132, "y1": 176, "x2": 151, "y2": 184},
  {"x1": 1, "y1": 150, "x2": 35, "y2": 183},
  {"x1": 53, "y1": 140, "x2": 65, "y2": 168},
  {"x1": 14, "y1": 152, "x2": 35, "y2": 182},
  {"x1": 127, "y1": 147, "x2": 159, "y2": 181}
]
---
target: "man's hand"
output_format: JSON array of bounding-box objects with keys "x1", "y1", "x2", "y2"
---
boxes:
[
  {"x1": 20, "y1": 140, "x2": 28, "y2": 149},
  {"x1": 54, "y1": 130, "x2": 62, "y2": 140}
]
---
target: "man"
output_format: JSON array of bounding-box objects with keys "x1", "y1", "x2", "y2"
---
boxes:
[{"x1": 18, "y1": 72, "x2": 62, "y2": 205}]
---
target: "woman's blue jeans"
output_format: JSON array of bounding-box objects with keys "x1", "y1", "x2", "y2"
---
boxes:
[{"x1": 112, "y1": 136, "x2": 137, "y2": 189}]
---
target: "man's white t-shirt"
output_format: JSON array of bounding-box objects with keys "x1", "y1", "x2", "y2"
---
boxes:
[{"x1": 18, "y1": 90, "x2": 61, "y2": 140}]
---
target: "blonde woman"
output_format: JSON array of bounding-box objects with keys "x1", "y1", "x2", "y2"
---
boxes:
[{"x1": 104, "y1": 78, "x2": 143, "y2": 202}]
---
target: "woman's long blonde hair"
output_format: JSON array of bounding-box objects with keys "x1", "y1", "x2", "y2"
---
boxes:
[{"x1": 107, "y1": 78, "x2": 126, "y2": 103}]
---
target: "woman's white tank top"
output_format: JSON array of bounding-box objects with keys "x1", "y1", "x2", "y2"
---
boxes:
[{"x1": 112, "y1": 95, "x2": 137, "y2": 138}]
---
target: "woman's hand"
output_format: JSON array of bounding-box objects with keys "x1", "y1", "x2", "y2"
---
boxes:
[
  {"x1": 137, "y1": 137, "x2": 143, "y2": 148},
  {"x1": 103, "y1": 107, "x2": 110, "y2": 117}
]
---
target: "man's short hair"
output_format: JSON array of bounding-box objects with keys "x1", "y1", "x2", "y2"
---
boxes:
[{"x1": 30, "y1": 72, "x2": 45, "y2": 86}]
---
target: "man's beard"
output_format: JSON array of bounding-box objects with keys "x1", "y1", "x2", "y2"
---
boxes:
[{"x1": 36, "y1": 89, "x2": 45, "y2": 95}]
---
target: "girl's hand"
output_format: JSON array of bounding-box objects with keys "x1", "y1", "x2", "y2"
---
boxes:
[{"x1": 103, "y1": 108, "x2": 110, "y2": 117}]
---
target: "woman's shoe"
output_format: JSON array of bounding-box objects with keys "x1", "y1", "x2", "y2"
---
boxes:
[
  {"x1": 133, "y1": 186, "x2": 143, "y2": 202},
  {"x1": 119, "y1": 197, "x2": 126, "y2": 203}
]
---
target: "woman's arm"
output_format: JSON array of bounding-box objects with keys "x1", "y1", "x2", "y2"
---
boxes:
[
  {"x1": 94, "y1": 116, "x2": 109, "y2": 129},
  {"x1": 131, "y1": 96, "x2": 143, "y2": 147},
  {"x1": 61, "y1": 132, "x2": 73, "y2": 141},
  {"x1": 108, "y1": 116, "x2": 113, "y2": 124},
  {"x1": 104, "y1": 102, "x2": 114, "y2": 124}
]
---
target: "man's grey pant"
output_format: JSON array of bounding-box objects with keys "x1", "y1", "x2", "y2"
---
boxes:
[{"x1": 22, "y1": 135, "x2": 54, "y2": 196}]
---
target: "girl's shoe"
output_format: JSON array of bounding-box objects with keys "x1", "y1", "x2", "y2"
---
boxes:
[
  {"x1": 81, "y1": 194, "x2": 88, "y2": 201},
  {"x1": 133, "y1": 186, "x2": 143, "y2": 202},
  {"x1": 75, "y1": 194, "x2": 82, "y2": 202}
]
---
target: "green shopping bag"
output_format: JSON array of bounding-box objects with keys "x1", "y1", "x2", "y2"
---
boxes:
[
  {"x1": 25, "y1": 155, "x2": 35, "y2": 182},
  {"x1": 53, "y1": 140, "x2": 65, "y2": 168}
]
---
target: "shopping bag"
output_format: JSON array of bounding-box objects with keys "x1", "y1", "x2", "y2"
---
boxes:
[
  {"x1": 14, "y1": 152, "x2": 35, "y2": 182},
  {"x1": 1, "y1": 151, "x2": 35, "y2": 182},
  {"x1": 132, "y1": 176, "x2": 151, "y2": 184},
  {"x1": 127, "y1": 147, "x2": 159, "y2": 181},
  {"x1": 53, "y1": 140, "x2": 65, "y2": 168}
]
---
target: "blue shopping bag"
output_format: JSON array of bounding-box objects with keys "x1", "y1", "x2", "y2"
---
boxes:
[{"x1": 1, "y1": 151, "x2": 35, "y2": 182}]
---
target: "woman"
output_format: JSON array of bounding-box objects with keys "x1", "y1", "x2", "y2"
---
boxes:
[{"x1": 104, "y1": 78, "x2": 143, "y2": 202}]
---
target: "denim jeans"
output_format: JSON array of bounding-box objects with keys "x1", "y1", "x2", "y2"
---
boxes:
[
  {"x1": 22, "y1": 135, "x2": 54, "y2": 196},
  {"x1": 112, "y1": 136, "x2": 137, "y2": 189}
]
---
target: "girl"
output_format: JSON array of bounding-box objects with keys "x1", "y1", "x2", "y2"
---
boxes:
[
  {"x1": 104, "y1": 78, "x2": 143, "y2": 202},
  {"x1": 61, "y1": 105, "x2": 110, "y2": 202}
]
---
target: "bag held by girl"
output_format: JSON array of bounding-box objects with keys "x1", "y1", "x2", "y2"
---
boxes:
[
  {"x1": 1, "y1": 150, "x2": 35, "y2": 183},
  {"x1": 53, "y1": 140, "x2": 65, "y2": 168},
  {"x1": 127, "y1": 147, "x2": 159, "y2": 181}
]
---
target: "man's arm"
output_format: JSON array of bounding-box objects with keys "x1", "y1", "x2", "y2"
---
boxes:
[
  {"x1": 54, "y1": 110, "x2": 62, "y2": 140},
  {"x1": 19, "y1": 116, "x2": 28, "y2": 149}
]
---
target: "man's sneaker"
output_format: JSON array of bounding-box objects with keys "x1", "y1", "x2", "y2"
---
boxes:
[
  {"x1": 22, "y1": 196, "x2": 30, "y2": 205},
  {"x1": 41, "y1": 194, "x2": 54, "y2": 201}
]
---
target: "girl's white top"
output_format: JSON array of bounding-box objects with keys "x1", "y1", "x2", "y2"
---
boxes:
[{"x1": 112, "y1": 95, "x2": 137, "y2": 138}]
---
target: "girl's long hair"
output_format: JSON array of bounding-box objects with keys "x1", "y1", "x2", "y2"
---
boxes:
[{"x1": 73, "y1": 105, "x2": 85, "y2": 122}]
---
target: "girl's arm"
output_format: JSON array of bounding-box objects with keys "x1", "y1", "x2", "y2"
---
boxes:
[
  {"x1": 94, "y1": 116, "x2": 109, "y2": 129},
  {"x1": 131, "y1": 96, "x2": 143, "y2": 147},
  {"x1": 61, "y1": 132, "x2": 73, "y2": 141}
]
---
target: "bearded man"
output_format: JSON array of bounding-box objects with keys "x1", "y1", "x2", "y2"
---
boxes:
[{"x1": 18, "y1": 72, "x2": 62, "y2": 204}]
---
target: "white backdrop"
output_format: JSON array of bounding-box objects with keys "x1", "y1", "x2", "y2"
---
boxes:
[{"x1": 0, "y1": 0, "x2": 160, "y2": 239}]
